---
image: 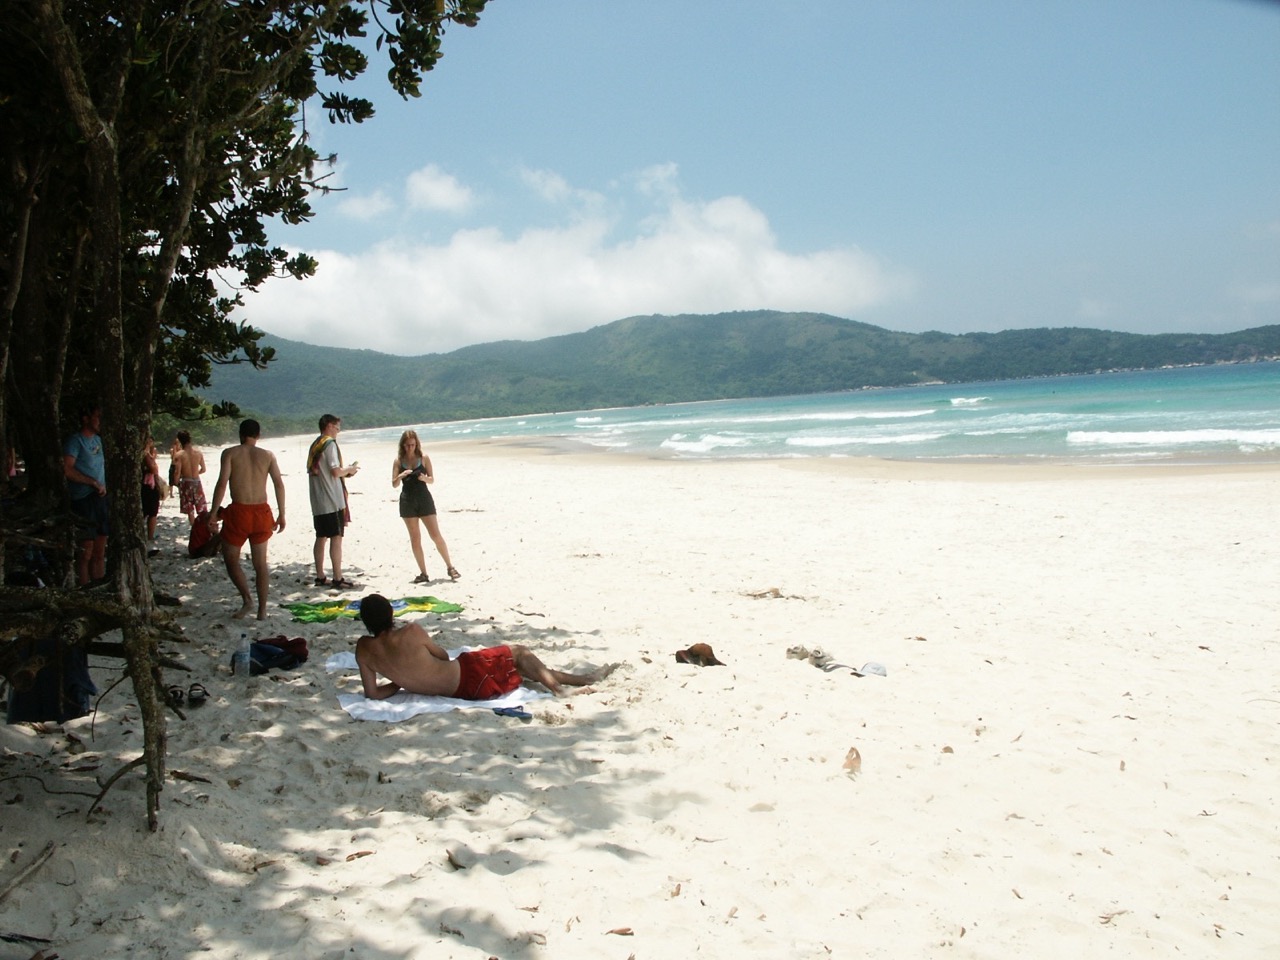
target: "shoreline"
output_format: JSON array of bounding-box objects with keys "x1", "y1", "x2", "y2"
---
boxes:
[
  {"x1": 266, "y1": 428, "x2": 1280, "y2": 476},
  {"x1": 251, "y1": 362, "x2": 1280, "y2": 468}
]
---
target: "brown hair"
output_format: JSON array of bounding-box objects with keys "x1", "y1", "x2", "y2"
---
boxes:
[{"x1": 397, "y1": 430, "x2": 422, "y2": 462}]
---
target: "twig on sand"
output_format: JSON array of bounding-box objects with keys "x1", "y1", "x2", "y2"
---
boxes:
[
  {"x1": 87, "y1": 755, "x2": 146, "y2": 818},
  {"x1": 0, "y1": 841, "x2": 56, "y2": 904},
  {"x1": 744, "y1": 587, "x2": 805, "y2": 600},
  {"x1": 0, "y1": 775, "x2": 97, "y2": 800}
]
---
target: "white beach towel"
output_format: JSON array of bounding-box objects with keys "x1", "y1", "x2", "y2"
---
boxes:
[{"x1": 326, "y1": 651, "x2": 549, "y2": 722}]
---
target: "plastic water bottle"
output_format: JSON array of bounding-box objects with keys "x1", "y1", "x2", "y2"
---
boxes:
[{"x1": 232, "y1": 633, "x2": 251, "y2": 678}]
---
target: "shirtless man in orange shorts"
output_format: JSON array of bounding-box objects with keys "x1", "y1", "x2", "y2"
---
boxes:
[
  {"x1": 355, "y1": 594, "x2": 618, "y2": 700},
  {"x1": 208, "y1": 419, "x2": 286, "y2": 620}
]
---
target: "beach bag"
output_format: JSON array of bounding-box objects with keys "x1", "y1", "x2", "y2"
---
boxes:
[
  {"x1": 248, "y1": 636, "x2": 309, "y2": 675},
  {"x1": 259, "y1": 635, "x2": 308, "y2": 663}
]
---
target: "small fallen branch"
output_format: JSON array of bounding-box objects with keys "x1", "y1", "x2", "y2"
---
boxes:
[
  {"x1": 0, "y1": 842, "x2": 56, "y2": 904},
  {"x1": 0, "y1": 775, "x2": 97, "y2": 799},
  {"x1": 745, "y1": 587, "x2": 806, "y2": 600},
  {"x1": 87, "y1": 756, "x2": 145, "y2": 818}
]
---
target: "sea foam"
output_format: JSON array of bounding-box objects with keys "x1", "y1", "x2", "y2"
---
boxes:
[{"x1": 1069, "y1": 428, "x2": 1280, "y2": 448}]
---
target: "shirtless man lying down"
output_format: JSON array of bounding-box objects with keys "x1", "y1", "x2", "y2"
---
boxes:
[{"x1": 355, "y1": 593, "x2": 616, "y2": 700}]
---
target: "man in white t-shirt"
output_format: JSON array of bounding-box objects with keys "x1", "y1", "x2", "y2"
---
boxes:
[{"x1": 306, "y1": 413, "x2": 359, "y2": 588}]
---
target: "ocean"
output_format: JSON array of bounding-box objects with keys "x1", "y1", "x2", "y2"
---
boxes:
[{"x1": 347, "y1": 362, "x2": 1280, "y2": 465}]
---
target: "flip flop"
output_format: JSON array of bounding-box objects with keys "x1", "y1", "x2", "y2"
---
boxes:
[
  {"x1": 493, "y1": 706, "x2": 532, "y2": 722},
  {"x1": 187, "y1": 682, "x2": 210, "y2": 706},
  {"x1": 807, "y1": 649, "x2": 858, "y2": 672},
  {"x1": 166, "y1": 684, "x2": 184, "y2": 705}
]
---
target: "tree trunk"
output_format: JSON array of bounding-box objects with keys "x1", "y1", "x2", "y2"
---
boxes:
[{"x1": 33, "y1": 0, "x2": 166, "y2": 829}]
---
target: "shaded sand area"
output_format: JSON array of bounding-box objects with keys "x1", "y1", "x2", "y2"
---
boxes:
[{"x1": 3, "y1": 437, "x2": 1278, "y2": 958}]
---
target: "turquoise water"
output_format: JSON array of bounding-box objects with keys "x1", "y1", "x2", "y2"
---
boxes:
[{"x1": 349, "y1": 363, "x2": 1280, "y2": 464}]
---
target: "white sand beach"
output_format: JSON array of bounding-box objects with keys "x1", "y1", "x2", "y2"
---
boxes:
[{"x1": 2, "y1": 437, "x2": 1278, "y2": 959}]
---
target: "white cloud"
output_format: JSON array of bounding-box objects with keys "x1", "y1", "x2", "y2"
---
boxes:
[
  {"x1": 237, "y1": 172, "x2": 914, "y2": 355},
  {"x1": 405, "y1": 164, "x2": 473, "y2": 214},
  {"x1": 635, "y1": 162, "x2": 681, "y2": 199},
  {"x1": 336, "y1": 189, "x2": 394, "y2": 221},
  {"x1": 520, "y1": 167, "x2": 572, "y2": 203}
]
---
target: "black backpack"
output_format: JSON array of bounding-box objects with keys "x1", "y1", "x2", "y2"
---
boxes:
[{"x1": 229, "y1": 636, "x2": 309, "y2": 675}]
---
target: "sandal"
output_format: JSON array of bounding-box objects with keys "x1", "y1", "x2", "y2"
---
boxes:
[
  {"x1": 314, "y1": 576, "x2": 329, "y2": 586},
  {"x1": 187, "y1": 682, "x2": 210, "y2": 706},
  {"x1": 330, "y1": 577, "x2": 356, "y2": 590},
  {"x1": 166, "y1": 684, "x2": 184, "y2": 706},
  {"x1": 447, "y1": 566, "x2": 461, "y2": 581},
  {"x1": 412, "y1": 572, "x2": 430, "y2": 584},
  {"x1": 493, "y1": 706, "x2": 532, "y2": 722}
]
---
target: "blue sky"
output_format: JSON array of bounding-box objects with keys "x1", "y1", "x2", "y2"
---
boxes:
[{"x1": 238, "y1": 0, "x2": 1280, "y2": 356}]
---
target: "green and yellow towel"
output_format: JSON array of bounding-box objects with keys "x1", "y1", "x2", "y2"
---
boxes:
[{"x1": 281, "y1": 595, "x2": 464, "y2": 624}]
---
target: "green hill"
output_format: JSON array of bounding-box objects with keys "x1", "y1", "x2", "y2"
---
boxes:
[{"x1": 205, "y1": 311, "x2": 1280, "y2": 433}]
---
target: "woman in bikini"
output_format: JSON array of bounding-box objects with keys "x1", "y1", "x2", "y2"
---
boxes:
[{"x1": 391, "y1": 430, "x2": 459, "y2": 584}]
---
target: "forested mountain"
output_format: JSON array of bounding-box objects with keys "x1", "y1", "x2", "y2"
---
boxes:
[{"x1": 206, "y1": 311, "x2": 1280, "y2": 434}]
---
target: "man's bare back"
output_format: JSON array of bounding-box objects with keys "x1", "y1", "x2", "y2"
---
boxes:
[
  {"x1": 357, "y1": 621, "x2": 460, "y2": 698},
  {"x1": 221, "y1": 442, "x2": 281, "y2": 505},
  {"x1": 177, "y1": 443, "x2": 206, "y2": 480}
]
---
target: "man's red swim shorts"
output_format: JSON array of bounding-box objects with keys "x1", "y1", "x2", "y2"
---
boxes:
[
  {"x1": 453, "y1": 645, "x2": 522, "y2": 700},
  {"x1": 219, "y1": 502, "x2": 275, "y2": 547}
]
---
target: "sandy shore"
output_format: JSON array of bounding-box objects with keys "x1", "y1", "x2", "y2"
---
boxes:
[{"x1": 3, "y1": 438, "x2": 1278, "y2": 959}]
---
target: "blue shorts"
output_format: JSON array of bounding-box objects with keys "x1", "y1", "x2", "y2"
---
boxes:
[{"x1": 70, "y1": 494, "x2": 110, "y2": 538}]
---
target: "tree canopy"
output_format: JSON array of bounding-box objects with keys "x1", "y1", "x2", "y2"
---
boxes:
[{"x1": 0, "y1": 0, "x2": 489, "y2": 828}]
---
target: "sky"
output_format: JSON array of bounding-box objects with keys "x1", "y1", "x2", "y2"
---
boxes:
[{"x1": 235, "y1": 0, "x2": 1280, "y2": 356}]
